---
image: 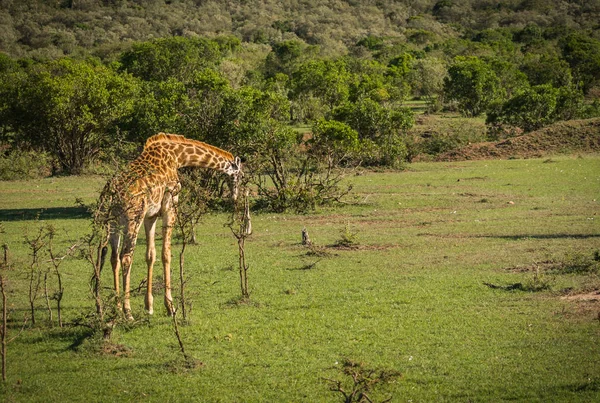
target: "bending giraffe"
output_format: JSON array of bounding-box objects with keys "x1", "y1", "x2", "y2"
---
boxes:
[{"x1": 99, "y1": 133, "x2": 242, "y2": 319}]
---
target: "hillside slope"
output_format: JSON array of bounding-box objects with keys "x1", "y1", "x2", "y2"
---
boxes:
[
  {"x1": 1, "y1": 0, "x2": 599, "y2": 59},
  {"x1": 436, "y1": 118, "x2": 600, "y2": 161}
]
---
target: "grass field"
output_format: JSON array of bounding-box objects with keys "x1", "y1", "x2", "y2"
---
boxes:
[{"x1": 0, "y1": 155, "x2": 599, "y2": 402}]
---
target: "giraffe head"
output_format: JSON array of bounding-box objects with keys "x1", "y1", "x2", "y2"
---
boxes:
[{"x1": 224, "y1": 156, "x2": 243, "y2": 201}]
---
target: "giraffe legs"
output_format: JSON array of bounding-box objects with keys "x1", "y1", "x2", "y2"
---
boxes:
[
  {"x1": 144, "y1": 216, "x2": 158, "y2": 315},
  {"x1": 108, "y1": 193, "x2": 178, "y2": 319}
]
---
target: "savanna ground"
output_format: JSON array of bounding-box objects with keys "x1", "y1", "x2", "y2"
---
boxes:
[{"x1": 0, "y1": 154, "x2": 599, "y2": 402}]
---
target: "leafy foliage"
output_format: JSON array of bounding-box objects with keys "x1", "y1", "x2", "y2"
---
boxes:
[
  {"x1": 292, "y1": 58, "x2": 350, "y2": 112},
  {"x1": 408, "y1": 57, "x2": 446, "y2": 112},
  {"x1": 0, "y1": 149, "x2": 51, "y2": 180},
  {"x1": 487, "y1": 84, "x2": 586, "y2": 132},
  {"x1": 560, "y1": 32, "x2": 600, "y2": 94},
  {"x1": 1, "y1": 58, "x2": 138, "y2": 174},
  {"x1": 310, "y1": 119, "x2": 359, "y2": 166},
  {"x1": 332, "y1": 99, "x2": 413, "y2": 167},
  {"x1": 119, "y1": 36, "x2": 228, "y2": 83},
  {"x1": 444, "y1": 56, "x2": 504, "y2": 117}
]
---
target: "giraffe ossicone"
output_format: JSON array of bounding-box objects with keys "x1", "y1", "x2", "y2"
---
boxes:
[{"x1": 98, "y1": 133, "x2": 243, "y2": 319}]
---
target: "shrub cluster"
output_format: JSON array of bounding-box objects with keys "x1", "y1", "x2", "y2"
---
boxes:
[{"x1": 0, "y1": 150, "x2": 51, "y2": 180}]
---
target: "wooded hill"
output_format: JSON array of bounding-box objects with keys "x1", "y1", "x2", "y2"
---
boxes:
[{"x1": 1, "y1": 0, "x2": 599, "y2": 60}]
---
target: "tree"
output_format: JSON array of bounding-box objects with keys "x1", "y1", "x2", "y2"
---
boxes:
[
  {"x1": 310, "y1": 119, "x2": 359, "y2": 168},
  {"x1": 291, "y1": 58, "x2": 350, "y2": 117},
  {"x1": 4, "y1": 58, "x2": 138, "y2": 174},
  {"x1": 265, "y1": 40, "x2": 314, "y2": 78},
  {"x1": 125, "y1": 78, "x2": 191, "y2": 142},
  {"x1": 0, "y1": 54, "x2": 25, "y2": 144},
  {"x1": 444, "y1": 56, "x2": 504, "y2": 117},
  {"x1": 204, "y1": 86, "x2": 291, "y2": 156},
  {"x1": 471, "y1": 28, "x2": 517, "y2": 59},
  {"x1": 560, "y1": 32, "x2": 600, "y2": 93},
  {"x1": 514, "y1": 23, "x2": 544, "y2": 49},
  {"x1": 347, "y1": 58, "x2": 409, "y2": 105},
  {"x1": 119, "y1": 37, "x2": 223, "y2": 83},
  {"x1": 125, "y1": 66, "x2": 234, "y2": 144},
  {"x1": 520, "y1": 53, "x2": 573, "y2": 88},
  {"x1": 487, "y1": 58, "x2": 529, "y2": 99},
  {"x1": 554, "y1": 85, "x2": 586, "y2": 121},
  {"x1": 185, "y1": 68, "x2": 232, "y2": 139},
  {"x1": 408, "y1": 57, "x2": 447, "y2": 111},
  {"x1": 331, "y1": 98, "x2": 413, "y2": 166}
]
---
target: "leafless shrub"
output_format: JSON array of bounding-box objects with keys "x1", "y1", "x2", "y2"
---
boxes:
[
  {"x1": 228, "y1": 183, "x2": 252, "y2": 301},
  {"x1": 46, "y1": 227, "x2": 79, "y2": 328},
  {"x1": 23, "y1": 225, "x2": 49, "y2": 326},
  {"x1": 24, "y1": 224, "x2": 78, "y2": 328},
  {"x1": 78, "y1": 202, "x2": 120, "y2": 341},
  {"x1": 172, "y1": 169, "x2": 212, "y2": 322},
  {"x1": 324, "y1": 359, "x2": 402, "y2": 403}
]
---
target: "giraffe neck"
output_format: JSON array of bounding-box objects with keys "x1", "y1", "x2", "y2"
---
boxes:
[
  {"x1": 175, "y1": 142, "x2": 231, "y2": 173},
  {"x1": 144, "y1": 134, "x2": 234, "y2": 174}
]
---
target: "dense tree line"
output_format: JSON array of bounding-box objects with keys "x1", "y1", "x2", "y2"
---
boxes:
[
  {"x1": 1, "y1": 1, "x2": 599, "y2": 208},
  {"x1": 1, "y1": 32, "x2": 599, "y2": 169}
]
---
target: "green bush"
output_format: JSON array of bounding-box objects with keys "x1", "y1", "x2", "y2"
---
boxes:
[
  {"x1": 0, "y1": 149, "x2": 52, "y2": 180},
  {"x1": 486, "y1": 84, "x2": 586, "y2": 133},
  {"x1": 309, "y1": 119, "x2": 359, "y2": 166},
  {"x1": 443, "y1": 56, "x2": 504, "y2": 117},
  {"x1": 3, "y1": 58, "x2": 139, "y2": 175},
  {"x1": 331, "y1": 99, "x2": 413, "y2": 167}
]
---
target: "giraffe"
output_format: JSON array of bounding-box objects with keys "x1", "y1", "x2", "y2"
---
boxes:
[{"x1": 99, "y1": 133, "x2": 243, "y2": 319}]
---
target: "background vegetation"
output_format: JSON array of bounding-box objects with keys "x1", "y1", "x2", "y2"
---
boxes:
[{"x1": 1, "y1": 1, "x2": 599, "y2": 192}]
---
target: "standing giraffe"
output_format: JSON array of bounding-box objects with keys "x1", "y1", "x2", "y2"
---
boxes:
[{"x1": 99, "y1": 133, "x2": 242, "y2": 319}]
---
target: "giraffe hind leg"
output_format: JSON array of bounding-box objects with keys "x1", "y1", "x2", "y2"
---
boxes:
[
  {"x1": 109, "y1": 229, "x2": 122, "y2": 311},
  {"x1": 121, "y1": 219, "x2": 143, "y2": 321}
]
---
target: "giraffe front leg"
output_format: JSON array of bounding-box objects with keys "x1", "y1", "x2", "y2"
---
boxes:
[
  {"x1": 121, "y1": 253, "x2": 134, "y2": 321},
  {"x1": 144, "y1": 216, "x2": 158, "y2": 315},
  {"x1": 162, "y1": 206, "x2": 176, "y2": 316}
]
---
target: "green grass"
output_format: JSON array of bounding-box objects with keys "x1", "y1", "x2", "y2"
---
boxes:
[{"x1": 1, "y1": 156, "x2": 599, "y2": 402}]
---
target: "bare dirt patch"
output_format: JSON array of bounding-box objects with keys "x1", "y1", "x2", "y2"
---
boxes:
[
  {"x1": 101, "y1": 341, "x2": 133, "y2": 357},
  {"x1": 556, "y1": 298, "x2": 600, "y2": 322},
  {"x1": 436, "y1": 118, "x2": 600, "y2": 161},
  {"x1": 561, "y1": 290, "x2": 600, "y2": 302},
  {"x1": 503, "y1": 261, "x2": 559, "y2": 273},
  {"x1": 327, "y1": 243, "x2": 399, "y2": 251}
]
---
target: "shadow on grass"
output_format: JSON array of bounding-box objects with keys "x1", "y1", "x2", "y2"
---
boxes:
[
  {"x1": 482, "y1": 234, "x2": 600, "y2": 240},
  {"x1": 419, "y1": 233, "x2": 600, "y2": 240},
  {"x1": 22, "y1": 324, "x2": 94, "y2": 352},
  {"x1": 0, "y1": 206, "x2": 90, "y2": 221},
  {"x1": 545, "y1": 379, "x2": 600, "y2": 396},
  {"x1": 483, "y1": 281, "x2": 551, "y2": 292}
]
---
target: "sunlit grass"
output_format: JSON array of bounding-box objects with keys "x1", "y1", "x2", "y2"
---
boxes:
[{"x1": 1, "y1": 156, "x2": 599, "y2": 402}]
